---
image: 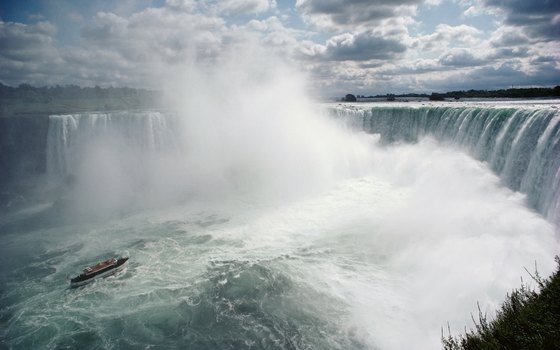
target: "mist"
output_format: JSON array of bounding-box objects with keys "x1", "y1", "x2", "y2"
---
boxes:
[
  {"x1": 28, "y1": 43, "x2": 558, "y2": 350},
  {"x1": 48, "y1": 50, "x2": 374, "y2": 220},
  {"x1": 212, "y1": 137, "x2": 557, "y2": 349},
  {"x1": 352, "y1": 138, "x2": 557, "y2": 348},
  {"x1": 2, "y1": 3, "x2": 559, "y2": 350}
]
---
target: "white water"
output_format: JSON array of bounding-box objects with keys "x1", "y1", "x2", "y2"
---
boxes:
[
  {"x1": 332, "y1": 101, "x2": 560, "y2": 226},
  {"x1": 1, "y1": 21, "x2": 557, "y2": 346},
  {"x1": 3, "y1": 45, "x2": 560, "y2": 346},
  {"x1": 3, "y1": 111, "x2": 558, "y2": 348}
]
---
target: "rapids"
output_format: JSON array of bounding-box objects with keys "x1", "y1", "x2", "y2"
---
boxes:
[{"x1": 1, "y1": 101, "x2": 559, "y2": 350}]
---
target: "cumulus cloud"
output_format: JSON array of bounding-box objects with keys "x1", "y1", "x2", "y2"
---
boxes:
[
  {"x1": 0, "y1": 21, "x2": 57, "y2": 60},
  {"x1": 438, "y1": 48, "x2": 486, "y2": 67},
  {"x1": 489, "y1": 27, "x2": 529, "y2": 47},
  {"x1": 165, "y1": 0, "x2": 198, "y2": 12},
  {"x1": 0, "y1": 4, "x2": 233, "y2": 87},
  {"x1": 321, "y1": 31, "x2": 407, "y2": 61},
  {"x1": 445, "y1": 62, "x2": 559, "y2": 89},
  {"x1": 488, "y1": 47, "x2": 530, "y2": 60},
  {"x1": 81, "y1": 8, "x2": 229, "y2": 66},
  {"x1": 459, "y1": 0, "x2": 501, "y2": 17},
  {"x1": 296, "y1": 0, "x2": 421, "y2": 30},
  {"x1": 370, "y1": 59, "x2": 439, "y2": 77},
  {"x1": 214, "y1": 0, "x2": 275, "y2": 15},
  {"x1": 246, "y1": 16, "x2": 304, "y2": 50},
  {"x1": 421, "y1": 24, "x2": 482, "y2": 51},
  {"x1": 0, "y1": 2, "x2": 305, "y2": 88},
  {"x1": 0, "y1": 20, "x2": 64, "y2": 85},
  {"x1": 0, "y1": 0, "x2": 558, "y2": 94},
  {"x1": 480, "y1": 0, "x2": 560, "y2": 41}
]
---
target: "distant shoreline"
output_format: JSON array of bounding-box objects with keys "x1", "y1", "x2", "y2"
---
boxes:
[
  {"x1": 338, "y1": 86, "x2": 560, "y2": 102},
  {"x1": 1, "y1": 83, "x2": 559, "y2": 117},
  {"x1": 337, "y1": 96, "x2": 560, "y2": 103},
  {"x1": 0, "y1": 83, "x2": 162, "y2": 117}
]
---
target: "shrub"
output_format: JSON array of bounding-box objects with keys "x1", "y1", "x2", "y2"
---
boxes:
[{"x1": 442, "y1": 257, "x2": 560, "y2": 350}]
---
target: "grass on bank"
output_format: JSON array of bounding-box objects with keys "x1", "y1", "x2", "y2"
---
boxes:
[{"x1": 442, "y1": 256, "x2": 560, "y2": 350}]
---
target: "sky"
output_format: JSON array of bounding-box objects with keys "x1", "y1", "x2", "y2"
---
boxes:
[{"x1": 0, "y1": 0, "x2": 559, "y2": 96}]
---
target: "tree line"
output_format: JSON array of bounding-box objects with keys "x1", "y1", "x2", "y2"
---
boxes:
[
  {"x1": 0, "y1": 83, "x2": 162, "y2": 116},
  {"x1": 0, "y1": 83, "x2": 160, "y2": 102},
  {"x1": 351, "y1": 86, "x2": 560, "y2": 100}
]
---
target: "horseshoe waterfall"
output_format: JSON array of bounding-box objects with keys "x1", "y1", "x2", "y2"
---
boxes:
[
  {"x1": 333, "y1": 103, "x2": 560, "y2": 226},
  {"x1": 1, "y1": 101, "x2": 559, "y2": 350}
]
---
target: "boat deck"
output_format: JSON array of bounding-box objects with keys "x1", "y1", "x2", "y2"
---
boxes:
[{"x1": 84, "y1": 258, "x2": 117, "y2": 275}]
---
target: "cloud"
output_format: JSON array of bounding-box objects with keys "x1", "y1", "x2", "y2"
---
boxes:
[
  {"x1": 0, "y1": 2, "x2": 294, "y2": 88},
  {"x1": 487, "y1": 47, "x2": 530, "y2": 60},
  {"x1": 67, "y1": 12, "x2": 84, "y2": 23},
  {"x1": 296, "y1": 0, "x2": 421, "y2": 30},
  {"x1": 320, "y1": 31, "x2": 407, "y2": 61},
  {"x1": 421, "y1": 24, "x2": 482, "y2": 51},
  {"x1": 246, "y1": 16, "x2": 305, "y2": 49},
  {"x1": 165, "y1": 0, "x2": 198, "y2": 12},
  {"x1": 0, "y1": 4, "x2": 232, "y2": 87},
  {"x1": 484, "y1": 0, "x2": 560, "y2": 15},
  {"x1": 489, "y1": 27, "x2": 529, "y2": 47},
  {"x1": 364, "y1": 59, "x2": 440, "y2": 78},
  {"x1": 438, "y1": 48, "x2": 486, "y2": 67},
  {"x1": 413, "y1": 61, "x2": 560, "y2": 92},
  {"x1": 481, "y1": 24, "x2": 553, "y2": 61},
  {"x1": 530, "y1": 55, "x2": 558, "y2": 65},
  {"x1": 480, "y1": 0, "x2": 560, "y2": 41},
  {"x1": 81, "y1": 8, "x2": 228, "y2": 65},
  {"x1": 459, "y1": 0, "x2": 501, "y2": 17},
  {"x1": 28, "y1": 13, "x2": 47, "y2": 22},
  {"x1": 1, "y1": 0, "x2": 558, "y2": 94},
  {"x1": 215, "y1": 0, "x2": 275, "y2": 15},
  {"x1": 0, "y1": 20, "x2": 64, "y2": 85}
]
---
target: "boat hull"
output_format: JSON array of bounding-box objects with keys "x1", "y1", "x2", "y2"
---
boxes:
[{"x1": 70, "y1": 257, "x2": 128, "y2": 287}]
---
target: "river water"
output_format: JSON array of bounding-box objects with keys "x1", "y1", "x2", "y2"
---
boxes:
[{"x1": 1, "y1": 101, "x2": 559, "y2": 349}]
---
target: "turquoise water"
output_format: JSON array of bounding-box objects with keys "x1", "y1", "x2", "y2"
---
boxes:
[
  {"x1": 1, "y1": 103, "x2": 559, "y2": 349},
  {"x1": 332, "y1": 102, "x2": 560, "y2": 225},
  {"x1": 0, "y1": 177, "x2": 397, "y2": 349}
]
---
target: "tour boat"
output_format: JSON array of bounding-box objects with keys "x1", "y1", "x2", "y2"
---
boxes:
[{"x1": 70, "y1": 257, "x2": 129, "y2": 287}]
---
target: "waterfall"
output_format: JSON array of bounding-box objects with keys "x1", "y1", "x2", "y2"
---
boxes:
[
  {"x1": 44, "y1": 106, "x2": 560, "y2": 224},
  {"x1": 331, "y1": 104, "x2": 560, "y2": 225},
  {"x1": 46, "y1": 114, "x2": 79, "y2": 180},
  {"x1": 46, "y1": 111, "x2": 180, "y2": 182}
]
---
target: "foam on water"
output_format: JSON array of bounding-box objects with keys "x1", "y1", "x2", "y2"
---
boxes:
[
  {"x1": 1, "y1": 134, "x2": 557, "y2": 349},
  {"x1": 331, "y1": 101, "x2": 560, "y2": 226},
  {"x1": 2, "y1": 31, "x2": 558, "y2": 348}
]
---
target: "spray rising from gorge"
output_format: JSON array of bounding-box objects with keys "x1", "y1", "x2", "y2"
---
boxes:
[
  {"x1": 42, "y1": 65, "x2": 374, "y2": 219},
  {"x1": 333, "y1": 103, "x2": 560, "y2": 226},
  {"x1": 1, "y1": 0, "x2": 559, "y2": 347},
  {"x1": 1, "y1": 57, "x2": 559, "y2": 350}
]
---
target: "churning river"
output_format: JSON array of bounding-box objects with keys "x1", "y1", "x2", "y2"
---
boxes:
[{"x1": 1, "y1": 100, "x2": 559, "y2": 349}]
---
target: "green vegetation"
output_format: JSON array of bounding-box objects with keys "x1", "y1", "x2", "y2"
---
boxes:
[
  {"x1": 442, "y1": 257, "x2": 560, "y2": 350},
  {"x1": 441, "y1": 86, "x2": 560, "y2": 99},
  {"x1": 0, "y1": 83, "x2": 162, "y2": 117},
  {"x1": 352, "y1": 86, "x2": 560, "y2": 100},
  {"x1": 429, "y1": 93, "x2": 445, "y2": 101},
  {"x1": 341, "y1": 93, "x2": 357, "y2": 102}
]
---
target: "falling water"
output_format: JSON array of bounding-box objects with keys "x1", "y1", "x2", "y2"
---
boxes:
[
  {"x1": 331, "y1": 103, "x2": 560, "y2": 225},
  {"x1": 1, "y1": 100, "x2": 558, "y2": 350}
]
